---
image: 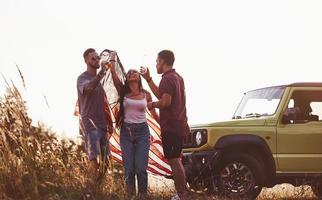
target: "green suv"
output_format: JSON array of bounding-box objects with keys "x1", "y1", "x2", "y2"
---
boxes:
[{"x1": 183, "y1": 83, "x2": 322, "y2": 199}]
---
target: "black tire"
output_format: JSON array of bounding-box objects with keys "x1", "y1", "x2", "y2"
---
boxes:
[
  {"x1": 185, "y1": 163, "x2": 217, "y2": 194},
  {"x1": 312, "y1": 181, "x2": 322, "y2": 200},
  {"x1": 215, "y1": 152, "x2": 264, "y2": 200},
  {"x1": 187, "y1": 181, "x2": 212, "y2": 194}
]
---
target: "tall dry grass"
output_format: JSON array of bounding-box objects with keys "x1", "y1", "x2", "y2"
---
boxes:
[{"x1": 0, "y1": 81, "x2": 176, "y2": 200}]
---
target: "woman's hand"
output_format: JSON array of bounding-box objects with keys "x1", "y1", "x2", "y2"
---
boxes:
[
  {"x1": 110, "y1": 51, "x2": 117, "y2": 61},
  {"x1": 104, "y1": 51, "x2": 117, "y2": 70}
]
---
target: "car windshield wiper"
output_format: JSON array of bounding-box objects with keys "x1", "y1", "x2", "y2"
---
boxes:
[
  {"x1": 243, "y1": 113, "x2": 262, "y2": 118},
  {"x1": 233, "y1": 115, "x2": 242, "y2": 119}
]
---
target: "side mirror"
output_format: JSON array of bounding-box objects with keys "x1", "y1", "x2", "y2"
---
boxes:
[{"x1": 282, "y1": 108, "x2": 299, "y2": 124}]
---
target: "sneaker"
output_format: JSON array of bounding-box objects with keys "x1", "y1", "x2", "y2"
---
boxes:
[{"x1": 171, "y1": 194, "x2": 180, "y2": 200}]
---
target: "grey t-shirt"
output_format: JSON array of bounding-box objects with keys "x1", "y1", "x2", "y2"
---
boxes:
[{"x1": 77, "y1": 71, "x2": 107, "y2": 132}]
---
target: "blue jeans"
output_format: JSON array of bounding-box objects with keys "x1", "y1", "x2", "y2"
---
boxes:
[
  {"x1": 83, "y1": 128, "x2": 109, "y2": 161},
  {"x1": 120, "y1": 122, "x2": 150, "y2": 195}
]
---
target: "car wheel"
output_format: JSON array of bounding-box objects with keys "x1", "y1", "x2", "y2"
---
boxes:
[
  {"x1": 215, "y1": 152, "x2": 264, "y2": 200},
  {"x1": 185, "y1": 165, "x2": 217, "y2": 194},
  {"x1": 187, "y1": 181, "x2": 213, "y2": 194}
]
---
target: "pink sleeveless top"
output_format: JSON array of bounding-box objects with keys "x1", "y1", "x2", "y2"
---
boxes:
[{"x1": 123, "y1": 95, "x2": 147, "y2": 124}]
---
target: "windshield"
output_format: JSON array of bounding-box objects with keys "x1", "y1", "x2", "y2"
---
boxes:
[{"x1": 233, "y1": 86, "x2": 285, "y2": 119}]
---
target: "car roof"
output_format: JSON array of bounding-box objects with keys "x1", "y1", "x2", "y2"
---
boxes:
[
  {"x1": 247, "y1": 82, "x2": 322, "y2": 93},
  {"x1": 288, "y1": 82, "x2": 322, "y2": 87}
]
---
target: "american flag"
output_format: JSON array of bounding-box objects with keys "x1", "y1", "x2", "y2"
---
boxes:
[{"x1": 75, "y1": 50, "x2": 172, "y2": 177}]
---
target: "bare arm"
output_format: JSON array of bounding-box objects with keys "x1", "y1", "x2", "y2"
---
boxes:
[
  {"x1": 153, "y1": 93, "x2": 172, "y2": 109},
  {"x1": 147, "y1": 79, "x2": 160, "y2": 99},
  {"x1": 80, "y1": 69, "x2": 106, "y2": 94},
  {"x1": 147, "y1": 93, "x2": 172, "y2": 110},
  {"x1": 110, "y1": 61, "x2": 123, "y2": 96},
  {"x1": 109, "y1": 52, "x2": 123, "y2": 96},
  {"x1": 140, "y1": 67, "x2": 160, "y2": 99}
]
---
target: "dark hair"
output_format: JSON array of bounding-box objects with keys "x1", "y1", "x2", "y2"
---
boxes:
[
  {"x1": 83, "y1": 48, "x2": 96, "y2": 59},
  {"x1": 116, "y1": 73, "x2": 144, "y2": 127},
  {"x1": 158, "y1": 50, "x2": 175, "y2": 66}
]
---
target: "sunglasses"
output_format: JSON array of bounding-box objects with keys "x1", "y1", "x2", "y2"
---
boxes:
[
  {"x1": 127, "y1": 70, "x2": 139, "y2": 75},
  {"x1": 91, "y1": 56, "x2": 100, "y2": 61}
]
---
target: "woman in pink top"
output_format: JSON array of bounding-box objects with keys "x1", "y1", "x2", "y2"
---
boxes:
[{"x1": 109, "y1": 52, "x2": 158, "y2": 197}]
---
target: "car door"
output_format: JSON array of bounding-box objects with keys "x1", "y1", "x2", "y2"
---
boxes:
[{"x1": 277, "y1": 87, "x2": 322, "y2": 172}]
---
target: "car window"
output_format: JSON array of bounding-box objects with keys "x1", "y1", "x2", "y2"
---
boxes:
[
  {"x1": 242, "y1": 99, "x2": 281, "y2": 116},
  {"x1": 310, "y1": 102, "x2": 322, "y2": 120},
  {"x1": 285, "y1": 90, "x2": 322, "y2": 123},
  {"x1": 288, "y1": 99, "x2": 294, "y2": 108}
]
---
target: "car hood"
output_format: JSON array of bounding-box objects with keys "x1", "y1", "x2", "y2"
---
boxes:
[{"x1": 190, "y1": 118, "x2": 269, "y2": 129}]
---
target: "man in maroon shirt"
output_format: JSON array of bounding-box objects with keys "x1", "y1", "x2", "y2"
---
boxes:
[{"x1": 140, "y1": 50, "x2": 189, "y2": 200}]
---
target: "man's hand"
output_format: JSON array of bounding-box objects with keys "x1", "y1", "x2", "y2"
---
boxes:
[
  {"x1": 140, "y1": 66, "x2": 151, "y2": 81},
  {"x1": 101, "y1": 62, "x2": 110, "y2": 71},
  {"x1": 102, "y1": 52, "x2": 117, "y2": 70}
]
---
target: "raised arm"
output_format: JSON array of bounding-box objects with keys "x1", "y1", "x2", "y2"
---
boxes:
[
  {"x1": 109, "y1": 52, "x2": 123, "y2": 96},
  {"x1": 140, "y1": 67, "x2": 160, "y2": 99},
  {"x1": 78, "y1": 68, "x2": 106, "y2": 94},
  {"x1": 146, "y1": 75, "x2": 173, "y2": 110}
]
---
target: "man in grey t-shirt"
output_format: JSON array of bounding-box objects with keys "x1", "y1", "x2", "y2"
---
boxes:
[{"x1": 77, "y1": 48, "x2": 116, "y2": 176}]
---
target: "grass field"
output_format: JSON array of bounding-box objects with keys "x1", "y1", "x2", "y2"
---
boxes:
[{"x1": 0, "y1": 80, "x2": 318, "y2": 200}]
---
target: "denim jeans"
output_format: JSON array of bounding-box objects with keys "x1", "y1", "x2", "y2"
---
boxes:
[
  {"x1": 120, "y1": 122, "x2": 150, "y2": 195},
  {"x1": 83, "y1": 128, "x2": 109, "y2": 161}
]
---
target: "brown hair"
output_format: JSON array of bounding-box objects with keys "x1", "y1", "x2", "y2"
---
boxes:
[
  {"x1": 158, "y1": 50, "x2": 175, "y2": 66},
  {"x1": 116, "y1": 72, "x2": 144, "y2": 127},
  {"x1": 83, "y1": 48, "x2": 96, "y2": 59}
]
